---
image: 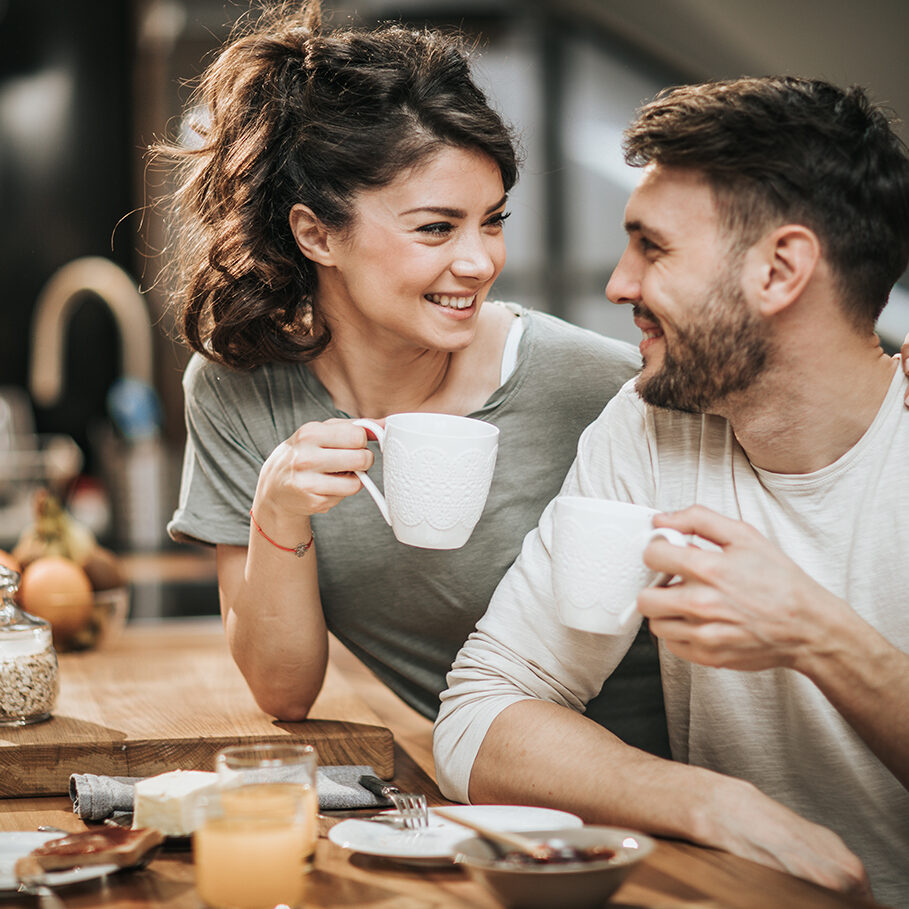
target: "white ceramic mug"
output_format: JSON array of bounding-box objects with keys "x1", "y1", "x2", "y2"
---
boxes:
[
  {"x1": 352, "y1": 413, "x2": 499, "y2": 550},
  {"x1": 552, "y1": 497, "x2": 689, "y2": 635}
]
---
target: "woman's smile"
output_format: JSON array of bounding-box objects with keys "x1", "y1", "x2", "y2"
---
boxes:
[{"x1": 424, "y1": 293, "x2": 477, "y2": 310}]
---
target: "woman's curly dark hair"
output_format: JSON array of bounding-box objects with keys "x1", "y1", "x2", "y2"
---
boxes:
[{"x1": 152, "y1": 1, "x2": 519, "y2": 370}]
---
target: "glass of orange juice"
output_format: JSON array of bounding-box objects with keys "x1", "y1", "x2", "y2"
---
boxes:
[{"x1": 194, "y1": 743, "x2": 318, "y2": 909}]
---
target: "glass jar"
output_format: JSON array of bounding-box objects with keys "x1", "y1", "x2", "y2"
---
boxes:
[{"x1": 0, "y1": 565, "x2": 59, "y2": 725}]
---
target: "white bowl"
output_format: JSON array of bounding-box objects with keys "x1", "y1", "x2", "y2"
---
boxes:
[{"x1": 454, "y1": 825, "x2": 654, "y2": 909}]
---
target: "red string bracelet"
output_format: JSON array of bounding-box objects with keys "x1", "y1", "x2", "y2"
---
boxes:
[{"x1": 249, "y1": 509, "x2": 314, "y2": 558}]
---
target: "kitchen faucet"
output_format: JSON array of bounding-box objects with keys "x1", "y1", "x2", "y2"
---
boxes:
[
  {"x1": 27, "y1": 257, "x2": 167, "y2": 549},
  {"x1": 28, "y1": 256, "x2": 154, "y2": 408}
]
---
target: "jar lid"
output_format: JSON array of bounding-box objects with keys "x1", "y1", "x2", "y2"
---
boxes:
[
  {"x1": 0, "y1": 628, "x2": 52, "y2": 657},
  {"x1": 0, "y1": 565, "x2": 54, "y2": 646}
]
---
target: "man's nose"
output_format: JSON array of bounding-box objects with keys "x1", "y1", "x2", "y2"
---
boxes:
[{"x1": 605, "y1": 249, "x2": 640, "y2": 305}]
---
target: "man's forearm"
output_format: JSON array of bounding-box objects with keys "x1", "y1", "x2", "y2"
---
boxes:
[
  {"x1": 468, "y1": 699, "x2": 868, "y2": 896},
  {"x1": 469, "y1": 699, "x2": 717, "y2": 841},
  {"x1": 796, "y1": 598, "x2": 909, "y2": 790}
]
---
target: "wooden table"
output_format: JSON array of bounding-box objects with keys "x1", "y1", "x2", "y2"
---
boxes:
[
  {"x1": 0, "y1": 620, "x2": 886, "y2": 908},
  {"x1": 0, "y1": 622, "x2": 394, "y2": 796}
]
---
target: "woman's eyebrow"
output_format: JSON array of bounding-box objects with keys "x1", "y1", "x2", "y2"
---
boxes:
[
  {"x1": 399, "y1": 205, "x2": 465, "y2": 217},
  {"x1": 399, "y1": 195, "x2": 508, "y2": 218}
]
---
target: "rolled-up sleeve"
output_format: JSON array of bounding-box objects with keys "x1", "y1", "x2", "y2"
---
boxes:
[
  {"x1": 168, "y1": 355, "x2": 282, "y2": 547},
  {"x1": 434, "y1": 384, "x2": 657, "y2": 803}
]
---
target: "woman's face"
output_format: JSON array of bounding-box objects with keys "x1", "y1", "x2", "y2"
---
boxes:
[{"x1": 319, "y1": 145, "x2": 508, "y2": 353}]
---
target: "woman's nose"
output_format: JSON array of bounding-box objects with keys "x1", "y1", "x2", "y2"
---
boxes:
[{"x1": 451, "y1": 233, "x2": 500, "y2": 282}]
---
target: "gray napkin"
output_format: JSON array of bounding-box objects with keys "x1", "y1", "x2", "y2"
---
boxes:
[
  {"x1": 69, "y1": 765, "x2": 392, "y2": 822},
  {"x1": 68, "y1": 775, "x2": 138, "y2": 822}
]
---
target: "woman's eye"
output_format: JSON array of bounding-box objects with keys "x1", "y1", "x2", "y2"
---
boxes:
[
  {"x1": 417, "y1": 222, "x2": 454, "y2": 236},
  {"x1": 485, "y1": 211, "x2": 511, "y2": 229},
  {"x1": 415, "y1": 211, "x2": 510, "y2": 238}
]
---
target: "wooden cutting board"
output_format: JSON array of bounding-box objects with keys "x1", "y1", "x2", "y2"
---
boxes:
[{"x1": 0, "y1": 619, "x2": 394, "y2": 797}]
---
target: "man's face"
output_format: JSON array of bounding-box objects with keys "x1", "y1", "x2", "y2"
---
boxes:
[{"x1": 606, "y1": 165, "x2": 770, "y2": 414}]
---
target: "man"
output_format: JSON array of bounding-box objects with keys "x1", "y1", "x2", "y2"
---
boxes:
[{"x1": 433, "y1": 76, "x2": 909, "y2": 906}]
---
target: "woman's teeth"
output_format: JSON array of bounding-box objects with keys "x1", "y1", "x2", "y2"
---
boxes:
[{"x1": 425, "y1": 294, "x2": 475, "y2": 310}]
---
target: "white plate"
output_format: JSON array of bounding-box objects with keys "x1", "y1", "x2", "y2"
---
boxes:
[
  {"x1": 328, "y1": 805, "x2": 583, "y2": 866},
  {"x1": 0, "y1": 832, "x2": 119, "y2": 893}
]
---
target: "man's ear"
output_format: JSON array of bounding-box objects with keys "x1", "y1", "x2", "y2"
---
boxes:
[
  {"x1": 289, "y1": 204, "x2": 336, "y2": 266},
  {"x1": 746, "y1": 225, "x2": 820, "y2": 316}
]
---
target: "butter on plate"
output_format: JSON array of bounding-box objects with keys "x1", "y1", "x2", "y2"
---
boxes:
[{"x1": 132, "y1": 770, "x2": 218, "y2": 837}]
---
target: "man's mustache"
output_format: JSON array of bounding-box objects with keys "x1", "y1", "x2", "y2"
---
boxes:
[{"x1": 632, "y1": 304, "x2": 660, "y2": 324}]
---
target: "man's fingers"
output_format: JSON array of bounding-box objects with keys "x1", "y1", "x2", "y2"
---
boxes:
[{"x1": 652, "y1": 504, "x2": 752, "y2": 548}]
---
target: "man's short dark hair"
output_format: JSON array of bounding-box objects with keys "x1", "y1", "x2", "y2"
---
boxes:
[{"x1": 623, "y1": 75, "x2": 909, "y2": 328}]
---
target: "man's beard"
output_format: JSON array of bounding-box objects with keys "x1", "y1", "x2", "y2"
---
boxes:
[{"x1": 635, "y1": 277, "x2": 770, "y2": 414}]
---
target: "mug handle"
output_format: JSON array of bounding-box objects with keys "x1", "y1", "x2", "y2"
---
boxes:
[
  {"x1": 616, "y1": 526, "x2": 690, "y2": 627},
  {"x1": 351, "y1": 418, "x2": 391, "y2": 526}
]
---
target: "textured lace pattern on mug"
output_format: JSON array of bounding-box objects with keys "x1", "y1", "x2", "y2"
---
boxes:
[
  {"x1": 384, "y1": 440, "x2": 497, "y2": 530},
  {"x1": 556, "y1": 521, "x2": 653, "y2": 613}
]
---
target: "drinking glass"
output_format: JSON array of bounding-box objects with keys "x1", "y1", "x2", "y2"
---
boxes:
[{"x1": 194, "y1": 743, "x2": 318, "y2": 909}]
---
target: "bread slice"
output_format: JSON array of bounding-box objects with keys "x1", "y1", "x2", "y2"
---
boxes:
[{"x1": 15, "y1": 826, "x2": 164, "y2": 877}]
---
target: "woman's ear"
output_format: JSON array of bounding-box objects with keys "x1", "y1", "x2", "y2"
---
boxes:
[
  {"x1": 289, "y1": 204, "x2": 335, "y2": 265},
  {"x1": 747, "y1": 224, "x2": 821, "y2": 317}
]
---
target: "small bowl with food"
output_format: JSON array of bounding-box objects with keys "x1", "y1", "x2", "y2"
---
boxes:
[{"x1": 454, "y1": 826, "x2": 654, "y2": 909}]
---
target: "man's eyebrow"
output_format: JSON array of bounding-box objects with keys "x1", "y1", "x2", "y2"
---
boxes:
[
  {"x1": 399, "y1": 195, "x2": 508, "y2": 218},
  {"x1": 624, "y1": 219, "x2": 670, "y2": 245}
]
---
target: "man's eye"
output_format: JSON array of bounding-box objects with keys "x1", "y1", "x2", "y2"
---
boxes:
[
  {"x1": 640, "y1": 236, "x2": 660, "y2": 253},
  {"x1": 417, "y1": 222, "x2": 454, "y2": 236}
]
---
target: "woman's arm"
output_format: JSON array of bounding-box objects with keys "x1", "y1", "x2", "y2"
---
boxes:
[
  {"x1": 217, "y1": 419, "x2": 373, "y2": 720},
  {"x1": 217, "y1": 539, "x2": 323, "y2": 720}
]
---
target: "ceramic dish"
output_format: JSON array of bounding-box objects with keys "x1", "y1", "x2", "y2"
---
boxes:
[
  {"x1": 454, "y1": 825, "x2": 655, "y2": 909},
  {"x1": 0, "y1": 832, "x2": 119, "y2": 892},
  {"x1": 328, "y1": 805, "x2": 583, "y2": 867}
]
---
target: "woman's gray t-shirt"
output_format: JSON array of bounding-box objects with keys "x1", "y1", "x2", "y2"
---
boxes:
[{"x1": 169, "y1": 306, "x2": 670, "y2": 756}]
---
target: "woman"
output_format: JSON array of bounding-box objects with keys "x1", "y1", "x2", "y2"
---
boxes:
[{"x1": 161, "y1": 0, "x2": 666, "y2": 757}]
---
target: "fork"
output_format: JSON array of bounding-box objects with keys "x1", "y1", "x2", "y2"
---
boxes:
[
  {"x1": 17, "y1": 881, "x2": 67, "y2": 909},
  {"x1": 358, "y1": 775, "x2": 429, "y2": 830}
]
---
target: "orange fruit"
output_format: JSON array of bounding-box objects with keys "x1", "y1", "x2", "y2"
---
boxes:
[{"x1": 19, "y1": 556, "x2": 94, "y2": 641}]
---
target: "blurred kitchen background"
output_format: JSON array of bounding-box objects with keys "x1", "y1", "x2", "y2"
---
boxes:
[{"x1": 1, "y1": 0, "x2": 908, "y2": 615}]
